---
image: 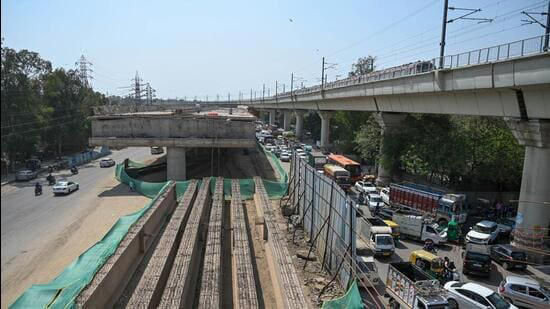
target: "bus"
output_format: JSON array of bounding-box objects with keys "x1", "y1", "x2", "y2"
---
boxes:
[
  {"x1": 323, "y1": 164, "x2": 351, "y2": 191},
  {"x1": 327, "y1": 154, "x2": 362, "y2": 183}
]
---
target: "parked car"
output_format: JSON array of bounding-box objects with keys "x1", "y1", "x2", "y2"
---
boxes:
[
  {"x1": 466, "y1": 220, "x2": 500, "y2": 245},
  {"x1": 150, "y1": 146, "x2": 164, "y2": 155},
  {"x1": 99, "y1": 158, "x2": 116, "y2": 168},
  {"x1": 498, "y1": 275, "x2": 550, "y2": 308},
  {"x1": 490, "y1": 244, "x2": 527, "y2": 270},
  {"x1": 462, "y1": 243, "x2": 493, "y2": 277},
  {"x1": 53, "y1": 180, "x2": 79, "y2": 195},
  {"x1": 355, "y1": 181, "x2": 377, "y2": 195},
  {"x1": 380, "y1": 187, "x2": 390, "y2": 205},
  {"x1": 15, "y1": 169, "x2": 38, "y2": 181},
  {"x1": 445, "y1": 281, "x2": 517, "y2": 309}
]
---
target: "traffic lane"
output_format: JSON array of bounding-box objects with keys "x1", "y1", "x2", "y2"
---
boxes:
[{"x1": 1, "y1": 147, "x2": 151, "y2": 269}]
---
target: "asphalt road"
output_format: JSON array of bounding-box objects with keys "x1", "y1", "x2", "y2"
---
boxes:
[{"x1": 0, "y1": 147, "x2": 151, "y2": 271}]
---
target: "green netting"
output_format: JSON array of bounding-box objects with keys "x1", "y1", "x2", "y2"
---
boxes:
[
  {"x1": 10, "y1": 180, "x2": 173, "y2": 309},
  {"x1": 321, "y1": 280, "x2": 364, "y2": 309}
]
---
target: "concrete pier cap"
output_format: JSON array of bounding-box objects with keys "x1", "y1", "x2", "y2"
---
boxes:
[
  {"x1": 374, "y1": 112, "x2": 407, "y2": 186},
  {"x1": 505, "y1": 118, "x2": 550, "y2": 249}
]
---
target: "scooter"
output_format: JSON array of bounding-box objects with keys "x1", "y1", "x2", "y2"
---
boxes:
[{"x1": 35, "y1": 186, "x2": 42, "y2": 196}]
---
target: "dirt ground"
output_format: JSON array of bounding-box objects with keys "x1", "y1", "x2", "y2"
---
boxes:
[{"x1": 1, "y1": 176, "x2": 150, "y2": 308}]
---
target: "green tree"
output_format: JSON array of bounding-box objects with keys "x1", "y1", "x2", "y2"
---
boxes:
[{"x1": 348, "y1": 56, "x2": 376, "y2": 77}]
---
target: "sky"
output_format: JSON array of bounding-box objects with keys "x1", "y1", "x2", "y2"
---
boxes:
[{"x1": 2, "y1": 0, "x2": 548, "y2": 99}]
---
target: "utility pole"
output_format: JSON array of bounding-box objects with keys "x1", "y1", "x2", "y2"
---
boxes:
[
  {"x1": 439, "y1": 0, "x2": 449, "y2": 68},
  {"x1": 321, "y1": 57, "x2": 325, "y2": 90},
  {"x1": 283, "y1": 84, "x2": 285, "y2": 93},
  {"x1": 439, "y1": 1, "x2": 492, "y2": 68},
  {"x1": 262, "y1": 84, "x2": 265, "y2": 100},
  {"x1": 521, "y1": 2, "x2": 550, "y2": 51},
  {"x1": 228, "y1": 93, "x2": 230, "y2": 102},
  {"x1": 250, "y1": 89, "x2": 252, "y2": 101},
  {"x1": 275, "y1": 81, "x2": 278, "y2": 99},
  {"x1": 290, "y1": 73, "x2": 294, "y2": 97}
]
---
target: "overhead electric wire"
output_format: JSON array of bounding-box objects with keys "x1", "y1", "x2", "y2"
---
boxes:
[{"x1": 1, "y1": 118, "x2": 81, "y2": 137}]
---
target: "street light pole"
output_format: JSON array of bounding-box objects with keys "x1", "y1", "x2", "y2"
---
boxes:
[{"x1": 439, "y1": 0, "x2": 449, "y2": 68}]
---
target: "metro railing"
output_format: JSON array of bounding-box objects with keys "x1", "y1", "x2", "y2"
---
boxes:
[{"x1": 260, "y1": 34, "x2": 550, "y2": 102}]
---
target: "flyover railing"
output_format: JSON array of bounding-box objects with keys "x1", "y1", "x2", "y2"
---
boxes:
[{"x1": 262, "y1": 34, "x2": 550, "y2": 101}]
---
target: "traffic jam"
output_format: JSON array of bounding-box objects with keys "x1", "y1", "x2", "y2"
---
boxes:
[{"x1": 256, "y1": 120, "x2": 548, "y2": 309}]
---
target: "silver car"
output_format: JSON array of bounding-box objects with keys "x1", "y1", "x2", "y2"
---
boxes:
[
  {"x1": 15, "y1": 169, "x2": 38, "y2": 181},
  {"x1": 499, "y1": 276, "x2": 550, "y2": 308}
]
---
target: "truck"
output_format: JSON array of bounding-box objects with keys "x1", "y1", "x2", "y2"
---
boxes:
[
  {"x1": 389, "y1": 182, "x2": 468, "y2": 226},
  {"x1": 385, "y1": 262, "x2": 449, "y2": 309},
  {"x1": 307, "y1": 151, "x2": 327, "y2": 171},
  {"x1": 359, "y1": 217, "x2": 395, "y2": 257},
  {"x1": 392, "y1": 210, "x2": 447, "y2": 245}
]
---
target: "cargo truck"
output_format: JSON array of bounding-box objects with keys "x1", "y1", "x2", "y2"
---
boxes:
[
  {"x1": 385, "y1": 262, "x2": 449, "y2": 309},
  {"x1": 392, "y1": 211, "x2": 447, "y2": 245},
  {"x1": 359, "y1": 217, "x2": 395, "y2": 257},
  {"x1": 389, "y1": 182, "x2": 467, "y2": 226}
]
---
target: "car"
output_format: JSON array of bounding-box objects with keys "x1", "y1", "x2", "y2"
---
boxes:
[
  {"x1": 280, "y1": 153, "x2": 290, "y2": 162},
  {"x1": 150, "y1": 146, "x2": 164, "y2": 154},
  {"x1": 444, "y1": 281, "x2": 517, "y2": 309},
  {"x1": 462, "y1": 243, "x2": 493, "y2": 277},
  {"x1": 490, "y1": 245, "x2": 527, "y2": 270},
  {"x1": 355, "y1": 255, "x2": 379, "y2": 288},
  {"x1": 379, "y1": 187, "x2": 390, "y2": 205},
  {"x1": 53, "y1": 180, "x2": 79, "y2": 195},
  {"x1": 355, "y1": 181, "x2": 377, "y2": 195},
  {"x1": 466, "y1": 220, "x2": 500, "y2": 244},
  {"x1": 496, "y1": 218, "x2": 516, "y2": 236},
  {"x1": 298, "y1": 154, "x2": 307, "y2": 160},
  {"x1": 99, "y1": 158, "x2": 116, "y2": 168},
  {"x1": 498, "y1": 276, "x2": 550, "y2": 308},
  {"x1": 377, "y1": 207, "x2": 395, "y2": 220},
  {"x1": 15, "y1": 169, "x2": 38, "y2": 181},
  {"x1": 367, "y1": 194, "x2": 384, "y2": 212}
]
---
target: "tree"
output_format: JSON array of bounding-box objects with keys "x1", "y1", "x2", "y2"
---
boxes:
[{"x1": 348, "y1": 56, "x2": 376, "y2": 77}]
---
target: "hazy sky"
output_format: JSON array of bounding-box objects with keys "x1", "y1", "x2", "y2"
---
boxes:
[{"x1": 2, "y1": 0, "x2": 547, "y2": 99}]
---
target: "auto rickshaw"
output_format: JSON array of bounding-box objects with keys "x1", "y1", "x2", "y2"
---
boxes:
[
  {"x1": 409, "y1": 250, "x2": 445, "y2": 279},
  {"x1": 362, "y1": 174, "x2": 376, "y2": 182},
  {"x1": 383, "y1": 219, "x2": 400, "y2": 242}
]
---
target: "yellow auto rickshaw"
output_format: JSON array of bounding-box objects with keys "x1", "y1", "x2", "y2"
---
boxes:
[
  {"x1": 383, "y1": 219, "x2": 400, "y2": 241},
  {"x1": 409, "y1": 250, "x2": 445, "y2": 279}
]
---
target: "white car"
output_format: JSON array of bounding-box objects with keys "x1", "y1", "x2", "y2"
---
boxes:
[
  {"x1": 466, "y1": 220, "x2": 499, "y2": 244},
  {"x1": 280, "y1": 153, "x2": 290, "y2": 162},
  {"x1": 355, "y1": 181, "x2": 377, "y2": 195},
  {"x1": 367, "y1": 194, "x2": 384, "y2": 212},
  {"x1": 99, "y1": 158, "x2": 116, "y2": 168},
  {"x1": 445, "y1": 281, "x2": 517, "y2": 309},
  {"x1": 379, "y1": 187, "x2": 390, "y2": 205},
  {"x1": 53, "y1": 180, "x2": 79, "y2": 195}
]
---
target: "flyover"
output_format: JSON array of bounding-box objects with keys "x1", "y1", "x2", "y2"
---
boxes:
[{"x1": 186, "y1": 36, "x2": 550, "y2": 249}]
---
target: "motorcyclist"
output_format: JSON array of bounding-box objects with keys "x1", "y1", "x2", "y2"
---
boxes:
[
  {"x1": 35, "y1": 182, "x2": 42, "y2": 194},
  {"x1": 47, "y1": 173, "x2": 55, "y2": 184},
  {"x1": 71, "y1": 165, "x2": 78, "y2": 173},
  {"x1": 423, "y1": 239, "x2": 435, "y2": 253}
]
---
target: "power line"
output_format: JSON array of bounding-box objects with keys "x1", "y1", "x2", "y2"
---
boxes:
[{"x1": 1, "y1": 118, "x2": 81, "y2": 138}]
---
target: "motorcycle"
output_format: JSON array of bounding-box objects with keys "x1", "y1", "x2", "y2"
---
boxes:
[
  {"x1": 47, "y1": 175, "x2": 56, "y2": 185},
  {"x1": 35, "y1": 185, "x2": 42, "y2": 196},
  {"x1": 71, "y1": 167, "x2": 78, "y2": 175},
  {"x1": 423, "y1": 240, "x2": 437, "y2": 253}
]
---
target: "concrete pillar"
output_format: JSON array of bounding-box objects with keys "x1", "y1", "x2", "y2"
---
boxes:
[
  {"x1": 269, "y1": 110, "x2": 276, "y2": 125},
  {"x1": 283, "y1": 111, "x2": 291, "y2": 131},
  {"x1": 374, "y1": 112, "x2": 406, "y2": 186},
  {"x1": 506, "y1": 119, "x2": 550, "y2": 248},
  {"x1": 295, "y1": 110, "x2": 306, "y2": 141},
  {"x1": 318, "y1": 111, "x2": 334, "y2": 150},
  {"x1": 167, "y1": 147, "x2": 186, "y2": 181}
]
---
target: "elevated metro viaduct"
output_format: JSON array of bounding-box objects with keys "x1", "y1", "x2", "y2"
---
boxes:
[
  {"x1": 89, "y1": 108, "x2": 256, "y2": 181},
  {"x1": 197, "y1": 50, "x2": 550, "y2": 248}
]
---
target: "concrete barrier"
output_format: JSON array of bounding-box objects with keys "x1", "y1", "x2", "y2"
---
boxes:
[{"x1": 75, "y1": 182, "x2": 177, "y2": 308}]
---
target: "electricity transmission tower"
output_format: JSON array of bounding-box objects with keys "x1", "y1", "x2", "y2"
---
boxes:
[{"x1": 76, "y1": 55, "x2": 93, "y2": 88}]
